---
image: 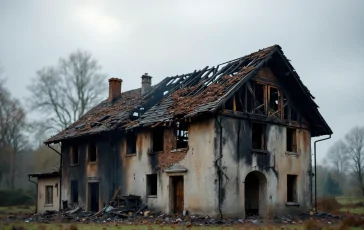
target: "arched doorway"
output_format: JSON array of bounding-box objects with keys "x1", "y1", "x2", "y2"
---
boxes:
[{"x1": 245, "y1": 171, "x2": 267, "y2": 217}]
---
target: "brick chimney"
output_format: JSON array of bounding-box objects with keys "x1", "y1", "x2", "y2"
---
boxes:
[
  {"x1": 108, "y1": 78, "x2": 122, "y2": 103},
  {"x1": 141, "y1": 73, "x2": 152, "y2": 94}
]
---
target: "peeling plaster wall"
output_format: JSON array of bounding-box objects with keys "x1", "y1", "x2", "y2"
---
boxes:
[
  {"x1": 120, "y1": 117, "x2": 217, "y2": 216},
  {"x1": 217, "y1": 115, "x2": 311, "y2": 217},
  {"x1": 37, "y1": 177, "x2": 60, "y2": 213}
]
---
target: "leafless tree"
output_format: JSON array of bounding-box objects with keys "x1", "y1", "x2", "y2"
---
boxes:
[
  {"x1": 327, "y1": 140, "x2": 350, "y2": 175},
  {"x1": 345, "y1": 126, "x2": 364, "y2": 196},
  {"x1": 0, "y1": 77, "x2": 27, "y2": 189},
  {"x1": 28, "y1": 50, "x2": 107, "y2": 132}
]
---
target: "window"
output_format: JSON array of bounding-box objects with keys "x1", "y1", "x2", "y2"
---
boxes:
[
  {"x1": 287, "y1": 175, "x2": 297, "y2": 202},
  {"x1": 146, "y1": 174, "x2": 157, "y2": 196},
  {"x1": 247, "y1": 82, "x2": 265, "y2": 114},
  {"x1": 71, "y1": 180, "x2": 78, "y2": 203},
  {"x1": 70, "y1": 146, "x2": 79, "y2": 165},
  {"x1": 45, "y1": 186, "x2": 53, "y2": 205},
  {"x1": 126, "y1": 131, "x2": 137, "y2": 154},
  {"x1": 283, "y1": 93, "x2": 289, "y2": 119},
  {"x1": 152, "y1": 128, "x2": 164, "y2": 152},
  {"x1": 286, "y1": 128, "x2": 297, "y2": 152},
  {"x1": 176, "y1": 122, "x2": 188, "y2": 149},
  {"x1": 88, "y1": 144, "x2": 97, "y2": 162},
  {"x1": 268, "y1": 86, "x2": 280, "y2": 118},
  {"x1": 251, "y1": 123, "x2": 266, "y2": 150}
]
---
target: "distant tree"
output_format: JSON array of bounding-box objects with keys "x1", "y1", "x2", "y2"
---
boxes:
[
  {"x1": 345, "y1": 126, "x2": 364, "y2": 196},
  {"x1": 28, "y1": 50, "x2": 107, "y2": 132},
  {"x1": 327, "y1": 140, "x2": 349, "y2": 175},
  {"x1": 323, "y1": 173, "x2": 342, "y2": 196}
]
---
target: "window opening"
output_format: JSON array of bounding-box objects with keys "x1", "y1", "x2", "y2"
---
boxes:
[
  {"x1": 71, "y1": 180, "x2": 78, "y2": 203},
  {"x1": 89, "y1": 144, "x2": 97, "y2": 162},
  {"x1": 126, "y1": 131, "x2": 137, "y2": 154},
  {"x1": 45, "y1": 186, "x2": 53, "y2": 204},
  {"x1": 71, "y1": 146, "x2": 79, "y2": 165},
  {"x1": 152, "y1": 128, "x2": 164, "y2": 152},
  {"x1": 254, "y1": 83, "x2": 265, "y2": 114},
  {"x1": 286, "y1": 128, "x2": 297, "y2": 152},
  {"x1": 176, "y1": 122, "x2": 188, "y2": 149},
  {"x1": 252, "y1": 123, "x2": 265, "y2": 150},
  {"x1": 291, "y1": 108, "x2": 298, "y2": 121},
  {"x1": 283, "y1": 94, "x2": 289, "y2": 119},
  {"x1": 268, "y1": 87, "x2": 280, "y2": 118},
  {"x1": 287, "y1": 175, "x2": 297, "y2": 202},
  {"x1": 146, "y1": 174, "x2": 157, "y2": 196}
]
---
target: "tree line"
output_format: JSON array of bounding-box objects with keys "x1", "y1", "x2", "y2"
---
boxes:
[{"x1": 0, "y1": 50, "x2": 107, "y2": 191}]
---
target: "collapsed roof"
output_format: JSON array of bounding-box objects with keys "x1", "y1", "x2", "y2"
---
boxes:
[{"x1": 45, "y1": 45, "x2": 332, "y2": 144}]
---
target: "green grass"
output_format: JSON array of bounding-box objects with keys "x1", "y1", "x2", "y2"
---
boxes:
[
  {"x1": 0, "y1": 206, "x2": 35, "y2": 215},
  {"x1": 336, "y1": 196, "x2": 364, "y2": 206},
  {"x1": 336, "y1": 196, "x2": 364, "y2": 215}
]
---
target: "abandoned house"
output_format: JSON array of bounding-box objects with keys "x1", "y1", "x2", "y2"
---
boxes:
[
  {"x1": 44, "y1": 45, "x2": 332, "y2": 217},
  {"x1": 28, "y1": 167, "x2": 60, "y2": 213}
]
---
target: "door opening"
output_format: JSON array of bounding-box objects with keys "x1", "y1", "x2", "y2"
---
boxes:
[
  {"x1": 88, "y1": 182, "x2": 99, "y2": 212},
  {"x1": 171, "y1": 176, "x2": 184, "y2": 213},
  {"x1": 245, "y1": 171, "x2": 267, "y2": 217}
]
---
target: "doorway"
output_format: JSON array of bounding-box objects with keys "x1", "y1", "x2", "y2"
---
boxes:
[
  {"x1": 245, "y1": 171, "x2": 267, "y2": 217},
  {"x1": 171, "y1": 176, "x2": 184, "y2": 213},
  {"x1": 88, "y1": 182, "x2": 99, "y2": 212}
]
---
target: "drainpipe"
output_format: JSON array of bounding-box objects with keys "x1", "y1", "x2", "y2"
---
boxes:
[
  {"x1": 313, "y1": 134, "x2": 331, "y2": 212},
  {"x1": 46, "y1": 144, "x2": 62, "y2": 211},
  {"x1": 28, "y1": 176, "x2": 38, "y2": 213},
  {"x1": 215, "y1": 116, "x2": 223, "y2": 219}
]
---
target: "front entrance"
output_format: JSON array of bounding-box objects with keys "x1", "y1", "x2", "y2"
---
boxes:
[
  {"x1": 245, "y1": 171, "x2": 267, "y2": 217},
  {"x1": 88, "y1": 182, "x2": 99, "y2": 212},
  {"x1": 171, "y1": 176, "x2": 184, "y2": 213}
]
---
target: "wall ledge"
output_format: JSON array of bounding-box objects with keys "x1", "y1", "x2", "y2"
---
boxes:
[{"x1": 285, "y1": 202, "x2": 300, "y2": 207}]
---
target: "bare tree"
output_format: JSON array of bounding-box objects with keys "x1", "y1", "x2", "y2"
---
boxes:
[
  {"x1": 0, "y1": 77, "x2": 27, "y2": 189},
  {"x1": 345, "y1": 126, "x2": 364, "y2": 196},
  {"x1": 327, "y1": 140, "x2": 350, "y2": 175},
  {"x1": 28, "y1": 50, "x2": 107, "y2": 132}
]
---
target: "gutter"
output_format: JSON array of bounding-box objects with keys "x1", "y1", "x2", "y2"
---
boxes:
[
  {"x1": 46, "y1": 144, "x2": 62, "y2": 211},
  {"x1": 313, "y1": 135, "x2": 331, "y2": 212},
  {"x1": 28, "y1": 175, "x2": 38, "y2": 213}
]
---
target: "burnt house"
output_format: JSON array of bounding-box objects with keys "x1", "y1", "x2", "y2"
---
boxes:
[{"x1": 45, "y1": 45, "x2": 332, "y2": 217}]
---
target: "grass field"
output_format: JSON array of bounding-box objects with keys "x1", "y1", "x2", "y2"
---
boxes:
[
  {"x1": 336, "y1": 196, "x2": 364, "y2": 215},
  {"x1": 0, "y1": 206, "x2": 35, "y2": 215}
]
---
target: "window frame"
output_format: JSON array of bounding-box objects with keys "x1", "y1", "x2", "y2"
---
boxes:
[
  {"x1": 151, "y1": 128, "x2": 164, "y2": 153},
  {"x1": 71, "y1": 180, "x2": 79, "y2": 204},
  {"x1": 251, "y1": 122, "x2": 266, "y2": 151},
  {"x1": 287, "y1": 174, "x2": 298, "y2": 203},
  {"x1": 146, "y1": 174, "x2": 158, "y2": 197},
  {"x1": 45, "y1": 185, "x2": 53, "y2": 205},
  {"x1": 174, "y1": 122, "x2": 189, "y2": 150},
  {"x1": 286, "y1": 128, "x2": 298, "y2": 154},
  {"x1": 126, "y1": 131, "x2": 137, "y2": 155},
  {"x1": 88, "y1": 144, "x2": 97, "y2": 162},
  {"x1": 70, "y1": 146, "x2": 79, "y2": 166}
]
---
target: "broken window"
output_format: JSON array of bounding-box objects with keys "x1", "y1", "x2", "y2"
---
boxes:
[
  {"x1": 176, "y1": 122, "x2": 188, "y2": 149},
  {"x1": 70, "y1": 146, "x2": 79, "y2": 165},
  {"x1": 126, "y1": 131, "x2": 137, "y2": 154},
  {"x1": 71, "y1": 180, "x2": 78, "y2": 203},
  {"x1": 88, "y1": 144, "x2": 97, "y2": 162},
  {"x1": 251, "y1": 123, "x2": 266, "y2": 150},
  {"x1": 287, "y1": 175, "x2": 297, "y2": 202},
  {"x1": 152, "y1": 128, "x2": 164, "y2": 152},
  {"x1": 146, "y1": 174, "x2": 157, "y2": 196},
  {"x1": 268, "y1": 86, "x2": 280, "y2": 118},
  {"x1": 45, "y1": 186, "x2": 53, "y2": 205},
  {"x1": 247, "y1": 82, "x2": 265, "y2": 114},
  {"x1": 291, "y1": 108, "x2": 298, "y2": 121},
  {"x1": 283, "y1": 93, "x2": 289, "y2": 119},
  {"x1": 286, "y1": 128, "x2": 297, "y2": 152}
]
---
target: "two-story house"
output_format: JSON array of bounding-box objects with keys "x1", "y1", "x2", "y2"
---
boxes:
[{"x1": 44, "y1": 45, "x2": 332, "y2": 217}]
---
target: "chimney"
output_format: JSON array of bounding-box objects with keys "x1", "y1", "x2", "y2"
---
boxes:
[
  {"x1": 141, "y1": 73, "x2": 152, "y2": 94},
  {"x1": 108, "y1": 78, "x2": 122, "y2": 103}
]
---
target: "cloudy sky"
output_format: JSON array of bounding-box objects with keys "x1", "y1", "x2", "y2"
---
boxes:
[{"x1": 0, "y1": 0, "x2": 363, "y2": 162}]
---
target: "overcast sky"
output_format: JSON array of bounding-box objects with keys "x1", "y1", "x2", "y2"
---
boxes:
[{"x1": 1, "y1": 0, "x2": 363, "y2": 163}]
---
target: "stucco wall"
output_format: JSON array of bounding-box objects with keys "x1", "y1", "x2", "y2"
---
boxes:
[
  {"x1": 217, "y1": 115, "x2": 312, "y2": 217},
  {"x1": 37, "y1": 177, "x2": 60, "y2": 213}
]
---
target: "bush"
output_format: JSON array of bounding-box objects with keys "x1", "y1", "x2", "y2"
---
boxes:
[
  {"x1": 0, "y1": 190, "x2": 34, "y2": 206},
  {"x1": 317, "y1": 197, "x2": 341, "y2": 212}
]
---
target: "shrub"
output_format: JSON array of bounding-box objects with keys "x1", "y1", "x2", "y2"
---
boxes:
[
  {"x1": 0, "y1": 190, "x2": 34, "y2": 206},
  {"x1": 317, "y1": 197, "x2": 341, "y2": 212}
]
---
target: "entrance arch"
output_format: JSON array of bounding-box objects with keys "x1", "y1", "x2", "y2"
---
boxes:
[{"x1": 245, "y1": 171, "x2": 267, "y2": 217}]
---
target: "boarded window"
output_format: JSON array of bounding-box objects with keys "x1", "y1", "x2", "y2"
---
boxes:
[
  {"x1": 286, "y1": 128, "x2": 297, "y2": 152},
  {"x1": 45, "y1": 186, "x2": 53, "y2": 204},
  {"x1": 126, "y1": 131, "x2": 137, "y2": 154},
  {"x1": 71, "y1": 180, "x2": 78, "y2": 203},
  {"x1": 287, "y1": 175, "x2": 297, "y2": 202},
  {"x1": 152, "y1": 128, "x2": 164, "y2": 152},
  {"x1": 146, "y1": 174, "x2": 157, "y2": 196},
  {"x1": 176, "y1": 122, "x2": 188, "y2": 149},
  {"x1": 88, "y1": 144, "x2": 97, "y2": 162},
  {"x1": 71, "y1": 146, "x2": 79, "y2": 165},
  {"x1": 252, "y1": 123, "x2": 265, "y2": 150}
]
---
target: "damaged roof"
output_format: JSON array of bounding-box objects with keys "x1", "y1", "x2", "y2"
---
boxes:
[
  {"x1": 45, "y1": 45, "x2": 332, "y2": 144},
  {"x1": 28, "y1": 166, "x2": 60, "y2": 178}
]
